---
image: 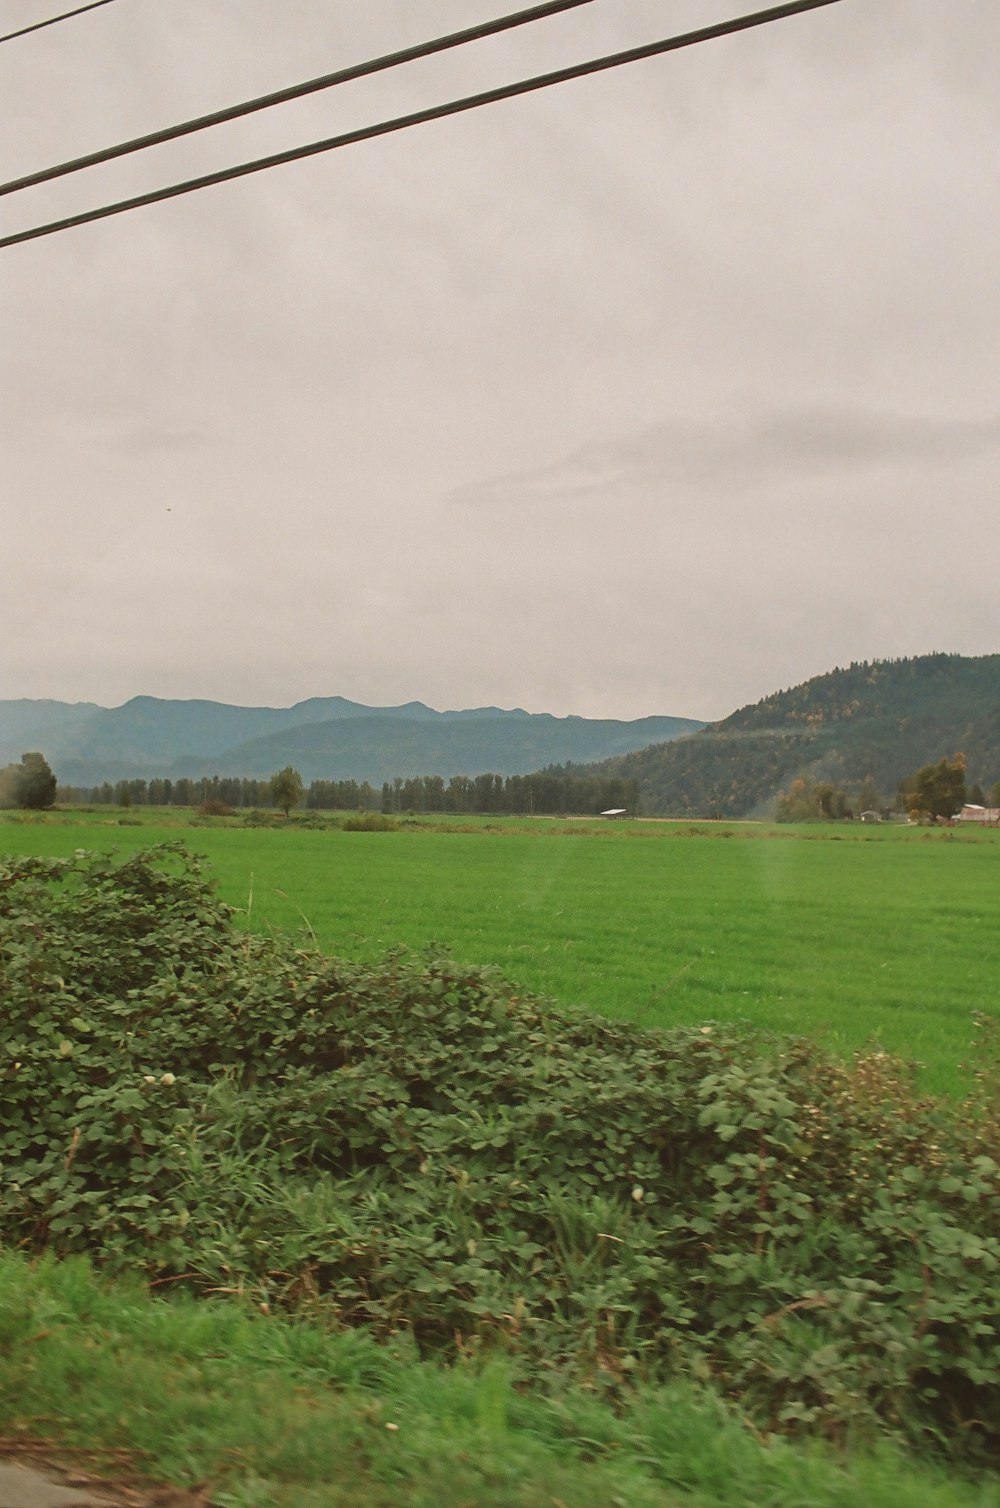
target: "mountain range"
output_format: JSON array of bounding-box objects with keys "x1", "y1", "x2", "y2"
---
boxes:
[
  {"x1": 7, "y1": 654, "x2": 997, "y2": 814},
  {"x1": 0, "y1": 695, "x2": 704, "y2": 788},
  {"x1": 592, "y1": 653, "x2": 1000, "y2": 817}
]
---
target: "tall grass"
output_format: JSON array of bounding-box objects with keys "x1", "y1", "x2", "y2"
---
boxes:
[{"x1": 2, "y1": 1252, "x2": 995, "y2": 1508}]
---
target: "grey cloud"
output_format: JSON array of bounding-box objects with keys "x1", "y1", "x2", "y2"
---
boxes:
[
  {"x1": 452, "y1": 408, "x2": 1000, "y2": 511},
  {"x1": 2, "y1": 0, "x2": 998, "y2": 721}
]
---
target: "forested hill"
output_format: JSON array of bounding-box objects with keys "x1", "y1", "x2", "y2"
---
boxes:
[
  {"x1": 593, "y1": 654, "x2": 1000, "y2": 818},
  {"x1": 0, "y1": 695, "x2": 703, "y2": 786}
]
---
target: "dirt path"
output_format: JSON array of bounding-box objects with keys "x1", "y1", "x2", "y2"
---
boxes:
[{"x1": 0, "y1": 1442, "x2": 212, "y2": 1508}]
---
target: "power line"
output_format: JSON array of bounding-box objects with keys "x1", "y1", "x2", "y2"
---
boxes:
[
  {"x1": 0, "y1": 0, "x2": 596, "y2": 199},
  {"x1": 0, "y1": 0, "x2": 846, "y2": 253},
  {"x1": 0, "y1": 0, "x2": 118, "y2": 46}
]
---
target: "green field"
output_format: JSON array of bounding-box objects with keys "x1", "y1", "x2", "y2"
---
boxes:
[{"x1": 4, "y1": 809, "x2": 998, "y2": 1094}]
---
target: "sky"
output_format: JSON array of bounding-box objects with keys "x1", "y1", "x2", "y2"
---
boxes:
[{"x1": 2, "y1": 0, "x2": 997, "y2": 723}]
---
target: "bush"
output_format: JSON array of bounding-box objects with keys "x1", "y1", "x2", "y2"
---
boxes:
[
  {"x1": 1, "y1": 845, "x2": 998, "y2": 1464},
  {"x1": 342, "y1": 812, "x2": 400, "y2": 832}
]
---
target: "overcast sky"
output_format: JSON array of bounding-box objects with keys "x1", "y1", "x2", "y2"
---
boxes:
[{"x1": 2, "y1": 0, "x2": 997, "y2": 722}]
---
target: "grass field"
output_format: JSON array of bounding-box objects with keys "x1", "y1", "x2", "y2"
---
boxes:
[{"x1": 3, "y1": 809, "x2": 998, "y2": 1095}]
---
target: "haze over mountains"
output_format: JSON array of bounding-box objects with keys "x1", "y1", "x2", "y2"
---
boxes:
[{"x1": 0, "y1": 696, "x2": 703, "y2": 788}]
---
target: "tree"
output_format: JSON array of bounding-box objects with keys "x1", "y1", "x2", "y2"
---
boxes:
[
  {"x1": 898, "y1": 755, "x2": 967, "y2": 820},
  {"x1": 269, "y1": 766, "x2": 304, "y2": 816},
  {"x1": 0, "y1": 751, "x2": 57, "y2": 810},
  {"x1": 775, "y1": 775, "x2": 849, "y2": 822}
]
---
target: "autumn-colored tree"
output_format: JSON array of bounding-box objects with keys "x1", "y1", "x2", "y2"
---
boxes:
[{"x1": 898, "y1": 754, "x2": 966, "y2": 820}]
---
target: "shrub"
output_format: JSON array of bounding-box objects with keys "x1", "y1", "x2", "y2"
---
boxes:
[
  {"x1": 342, "y1": 812, "x2": 400, "y2": 832},
  {"x1": 1, "y1": 846, "x2": 998, "y2": 1464},
  {"x1": 198, "y1": 799, "x2": 235, "y2": 817}
]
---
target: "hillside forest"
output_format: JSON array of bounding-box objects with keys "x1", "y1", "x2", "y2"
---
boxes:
[{"x1": 594, "y1": 653, "x2": 1000, "y2": 818}]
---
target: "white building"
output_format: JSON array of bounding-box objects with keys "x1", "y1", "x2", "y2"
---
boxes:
[{"x1": 956, "y1": 804, "x2": 1000, "y2": 824}]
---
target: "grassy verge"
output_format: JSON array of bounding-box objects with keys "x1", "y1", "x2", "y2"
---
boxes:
[{"x1": 2, "y1": 1251, "x2": 996, "y2": 1508}]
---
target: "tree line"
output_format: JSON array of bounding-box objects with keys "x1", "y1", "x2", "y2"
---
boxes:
[
  {"x1": 40, "y1": 761, "x2": 637, "y2": 818},
  {"x1": 8, "y1": 746, "x2": 992, "y2": 823},
  {"x1": 377, "y1": 768, "x2": 637, "y2": 816},
  {"x1": 56, "y1": 773, "x2": 380, "y2": 812}
]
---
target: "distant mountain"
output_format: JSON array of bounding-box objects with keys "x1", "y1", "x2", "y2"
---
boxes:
[
  {"x1": 0, "y1": 695, "x2": 703, "y2": 787},
  {"x1": 0, "y1": 700, "x2": 103, "y2": 758},
  {"x1": 591, "y1": 654, "x2": 1000, "y2": 818}
]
